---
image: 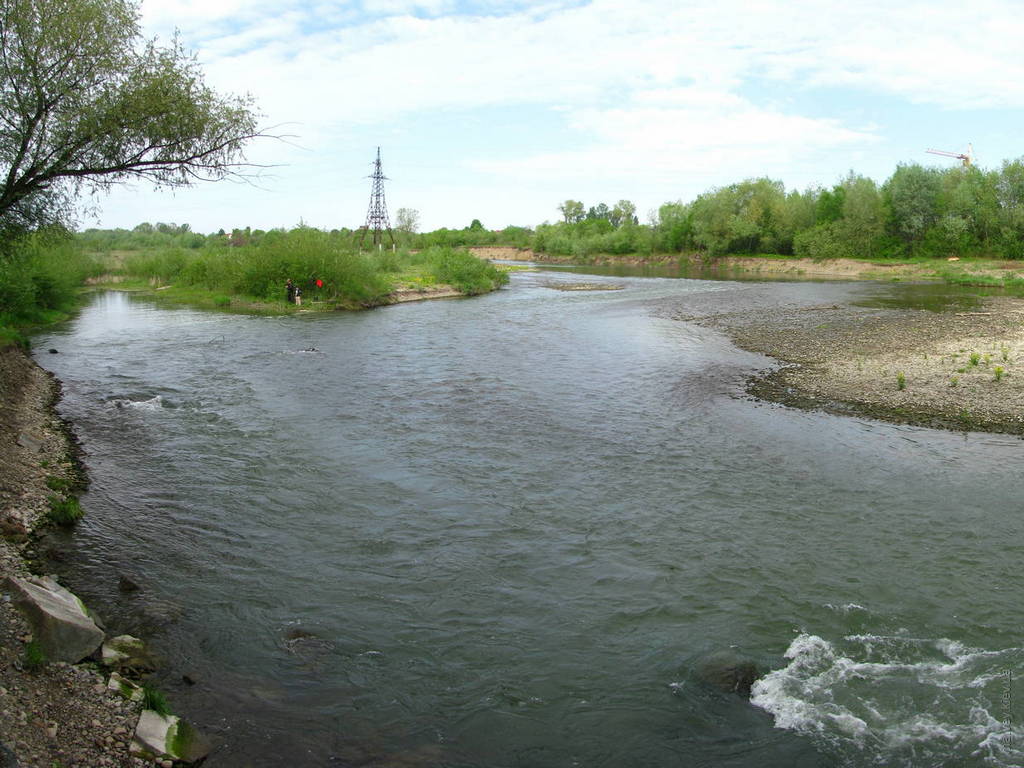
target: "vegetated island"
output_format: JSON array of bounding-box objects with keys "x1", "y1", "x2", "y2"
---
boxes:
[{"x1": 78, "y1": 228, "x2": 510, "y2": 314}]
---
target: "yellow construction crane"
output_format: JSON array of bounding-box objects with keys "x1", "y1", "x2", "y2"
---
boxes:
[{"x1": 925, "y1": 144, "x2": 974, "y2": 167}]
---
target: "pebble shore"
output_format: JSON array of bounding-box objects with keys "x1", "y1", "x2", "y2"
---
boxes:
[
  {"x1": 0, "y1": 346, "x2": 151, "y2": 767},
  {"x1": 672, "y1": 287, "x2": 1024, "y2": 434}
]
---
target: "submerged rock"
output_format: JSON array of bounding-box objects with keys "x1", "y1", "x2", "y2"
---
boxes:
[
  {"x1": 3, "y1": 575, "x2": 104, "y2": 663},
  {"x1": 282, "y1": 626, "x2": 335, "y2": 667},
  {"x1": 694, "y1": 649, "x2": 760, "y2": 698},
  {"x1": 101, "y1": 634, "x2": 157, "y2": 672},
  {"x1": 118, "y1": 574, "x2": 141, "y2": 593}
]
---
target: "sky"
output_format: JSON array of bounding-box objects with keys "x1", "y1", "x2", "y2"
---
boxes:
[{"x1": 89, "y1": 0, "x2": 1024, "y2": 234}]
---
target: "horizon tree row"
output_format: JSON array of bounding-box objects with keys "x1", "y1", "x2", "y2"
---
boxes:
[{"x1": 534, "y1": 159, "x2": 1024, "y2": 260}]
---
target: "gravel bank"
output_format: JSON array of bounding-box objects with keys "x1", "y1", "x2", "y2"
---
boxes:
[
  {"x1": 0, "y1": 345, "x2": 149, "y2": 767},
  {"x1": 666, "y1": 282, "x2": 1024, "y2": 434}
]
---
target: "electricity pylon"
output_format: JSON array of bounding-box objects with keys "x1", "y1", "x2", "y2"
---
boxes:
[{"x1": 356, "y1": 147, "x2": 396, "y2": 250}]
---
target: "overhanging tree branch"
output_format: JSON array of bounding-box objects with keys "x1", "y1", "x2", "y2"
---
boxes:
[{"x1": 0, "y1": 0, "x2": 270, "y2": 230}]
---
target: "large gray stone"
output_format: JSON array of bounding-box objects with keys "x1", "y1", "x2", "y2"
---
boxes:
[
  {"x1": 3, "y1": 575, "x2": 104, "y2": 663},
  {"x1": 131, "y1": 710, "x2": 211, "y2": 764}
]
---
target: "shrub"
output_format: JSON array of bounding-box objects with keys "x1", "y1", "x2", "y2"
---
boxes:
[
  {"x1": 0, "y1": 230, "x2": 100, "y2": 328},
  {"x1": 421, "y1": 246, "x2": 509, "y2": 295}
]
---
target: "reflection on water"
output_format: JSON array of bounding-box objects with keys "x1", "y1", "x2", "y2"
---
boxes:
[{"x1": 32, "y1": 274, "x2": 1024, "y2": 767}]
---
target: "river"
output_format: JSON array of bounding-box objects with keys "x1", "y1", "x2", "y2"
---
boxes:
[{"x1": 32, "y1": 267, "x2": 1023, "y2": 767}]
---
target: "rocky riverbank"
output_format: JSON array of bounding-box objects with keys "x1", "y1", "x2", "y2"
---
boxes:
[{"x1": 0, "y1": 345, "x2": 201, "y2": 767}]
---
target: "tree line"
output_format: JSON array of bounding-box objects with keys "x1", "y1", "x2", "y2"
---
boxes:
[
  {"x1": 529, "y1": 161, "x2": 1024, "y2": 261},
  {"x1": 71, "y1": 157, "x2": 1024, "y2": 265}
]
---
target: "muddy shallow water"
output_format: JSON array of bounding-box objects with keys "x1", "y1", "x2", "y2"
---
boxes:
[{"x1": 33, "y1": 269, "x2": 1024, "y2": 767}]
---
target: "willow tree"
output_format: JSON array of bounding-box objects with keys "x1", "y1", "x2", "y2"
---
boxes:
[{"x1": 0, "y1": 0, "x2": 262, "y2": 232}]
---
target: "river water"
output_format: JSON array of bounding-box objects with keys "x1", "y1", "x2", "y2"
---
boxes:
[{"x1": 32, "y1": 268, "x2": 1023, "y2": 767}]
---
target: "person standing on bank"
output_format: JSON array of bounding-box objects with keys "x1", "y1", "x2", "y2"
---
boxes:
[
  {"x1": 286, "y1": 278, "x2": 295, "y2": 304},
  {"x1": 294, "y1": 285, "x2": 302, "y2": 306}
]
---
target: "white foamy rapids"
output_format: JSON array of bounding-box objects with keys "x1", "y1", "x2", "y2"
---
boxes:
[
  {"x1": 751, "y1": 633, "x2": 1024, "y2": 767},
  {"x1": 108, "y1": 395, "x2": 164, "y2": 411}
]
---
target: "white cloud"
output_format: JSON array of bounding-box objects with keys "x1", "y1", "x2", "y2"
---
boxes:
[
  {"x1": 142, "y1": 0, "x2": 1024, "y2": 116},
  {"x1": 171, "y1": 0, "x2": 1024, "y2": 137},
  {"x1": 472, "y1": 91, "x2": 879, "y2": 190}
]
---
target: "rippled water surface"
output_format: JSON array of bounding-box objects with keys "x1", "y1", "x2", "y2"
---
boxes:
[{"x1": 33, "y1": 270, "x2": 1024, "y2": 767}]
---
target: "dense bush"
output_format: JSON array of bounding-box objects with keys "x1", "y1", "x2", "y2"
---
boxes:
[
  {"x1": 0, "y1": 229, "x2": 101, "y2": 328},
  {"x1": 413, "y1": 246, "x2": 509, "y2": 295},
  {"x1": 118, "y1": 229, "x2": 394, "y2": 305}
]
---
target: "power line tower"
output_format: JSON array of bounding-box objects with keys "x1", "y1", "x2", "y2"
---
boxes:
[{"x1": 356, "y1": 147, "x2": 396, "y2": 250}]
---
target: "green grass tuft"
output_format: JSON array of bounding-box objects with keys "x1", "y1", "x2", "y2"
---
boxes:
[
  {"x1": 45, "y1": 476, "x2": 71, "y2": 492},
  {"x1": 46, "y1": 496, "x2": 84, "y2": 526},
  {"x1": 142, "y1": 683, "x2": 172, "y2": 716},
  {"x1": 23, "y1": 640, "x2": 46, "y2": 672}
]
